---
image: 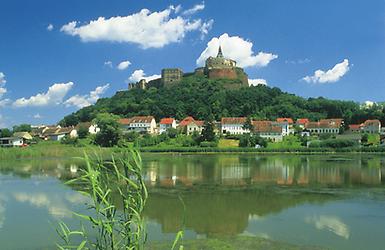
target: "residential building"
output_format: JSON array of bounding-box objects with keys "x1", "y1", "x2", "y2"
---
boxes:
[
  {"x1": 221, "y1": 117, "x2": 249, "y2": 135},
  {"x1": 253, "y1": 121, "x2": 283, "y2": 142},
  {"x1": 179, "y1": 116, "x2": 204, "y2": 135},
  {"x1": 75, "y1": 122, "x2": 100, "y2": 134},
  {"x1": 13, "y1": 132, "x2": 33, "y2": 141},
  {"x1": 276, "y1": 118, "x2": 294, "y2": 134},
  {"x1": 0, "y1": 137, "x2": 25, "y2": 147},
  {"x1": 159, "y1": 118, "x2": 177, "y2": 134},
  {"x1": 44, "y1": 127, "x2": 77, "y2": 141},
  {"x1": 362, "y1": 120, "x2": 381, "y2": 134},
  {"x1": 118, "y1": 116, "x2": 157, "y2": 134},
  {"x1": 305, "y1": 119, "x2": 343, "y2": 134},
  {"x1": 296, "y1": 118, "x2": 309, "y2": 129},
  {"x1": 348, "y1": 124, "x2": 362, "y2": 133}
]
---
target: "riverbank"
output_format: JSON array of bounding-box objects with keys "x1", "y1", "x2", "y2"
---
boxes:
[{"x1": 1, "y1": 141, "x2": 385, "y2": 160}]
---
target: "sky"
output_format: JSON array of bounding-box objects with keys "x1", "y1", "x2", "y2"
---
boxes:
[{"x1": 1, "y1": 0, "x2": 385, "y2": 127}]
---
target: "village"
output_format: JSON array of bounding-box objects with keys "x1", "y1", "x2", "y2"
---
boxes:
[{"x1": 0, "y1": 115, "x2": 383, "y2": 148}]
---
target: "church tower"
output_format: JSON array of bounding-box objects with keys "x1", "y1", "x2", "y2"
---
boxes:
[{"x1": 217, "y1": 45, "x2": 224, "y2": 58}]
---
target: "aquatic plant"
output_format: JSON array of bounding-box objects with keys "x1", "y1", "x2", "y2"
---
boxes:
[{"x1": 56, "y1": 149, "x2": 148, "y2": 249}]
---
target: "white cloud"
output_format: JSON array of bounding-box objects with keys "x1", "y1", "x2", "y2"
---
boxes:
[
  {"x1": 0, "y1": 72, "x2": 6, "y2": 85},
  {"x1": 285, "y1": 58, "x2": 310, "y2": 65},
  {"x1": 182, "y1": 2, "x2": 205, "y2": 15},
  {"x1": 0, "y1": 99, "x2": 10, "y2": 107},
  {"x1": 65, "y1": 84, "x2": 110, "y2": 108},
  {"x1": 128, "y1": 69, "x2": 161, "y2": 83},
  {"x1": 104, "y1": 61, "x2": 113, "y2": 68},
  {"x1": 33, "y1": 113, "x2": 42, "y2": 119},
  {"x1": 47, "y1": 24, "x2": 54, "y2": 31},
  {"x1": 13, "y1": 82, "x2": 74, "y2": 107},
  {"x1": 196, "y1": 33, "x2": 278, "y2": 68},
  {"x1": 0, "y1": 72, "x2": 6, "y2": 99},
  {"x1": 117, "y1": 60, "x2": 131, "y2": 70},
  {"x1": 249, "y1": 78, "x2": 267, "y2": 86},
  {"x1": 303, "y1": 59, "x2": 350, "y2": 84},
  {"x1": 61, "y1": 6, "x2": 212, "y2": 49}
]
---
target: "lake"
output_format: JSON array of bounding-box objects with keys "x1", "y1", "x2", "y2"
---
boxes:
[{"x1": 0, "y1": 154, "x2": 384, "y2": 249}]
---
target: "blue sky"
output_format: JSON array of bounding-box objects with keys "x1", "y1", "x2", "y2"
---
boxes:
[{"x1": 1, "y1": 0, "x2": 385, "y2": 127}]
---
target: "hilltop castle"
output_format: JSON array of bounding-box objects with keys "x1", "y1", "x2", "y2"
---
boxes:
[{"x1": 129, "y1": 46, "x2": 249, "y2": 89}]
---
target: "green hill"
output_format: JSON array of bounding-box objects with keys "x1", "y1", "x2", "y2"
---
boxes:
[{"x1": 60, "y1": 75, "x2": 385, "y2": 126}]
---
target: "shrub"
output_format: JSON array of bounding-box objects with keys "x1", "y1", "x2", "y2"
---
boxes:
[
  {"x1": 60, "y1": 135, "x2": 78, "y2": 145},
  {"x1": 77, "y1": 126, "x2": 89, "y2": 139},
  {"x1": 124, "y1": 131, "x2": 140, "y2": 142},
  {"x1": 200, "y1": 141, "x2": 218, "y2": 147}
]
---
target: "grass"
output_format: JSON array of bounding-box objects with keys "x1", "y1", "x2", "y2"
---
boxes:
[
  {"x1": 266, "y1": 135, "x2": 302, "y2": 149},
  {"x1": 218, "y1": 139, "x2": 239, "y2": 148}
]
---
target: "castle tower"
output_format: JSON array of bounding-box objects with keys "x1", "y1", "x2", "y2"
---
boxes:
[{"x1": 217, "y1": 45, "x2": 224, "y2": 58}]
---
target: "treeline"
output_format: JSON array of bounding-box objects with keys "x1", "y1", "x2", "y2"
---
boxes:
[{"x1": 59, "y1": 75, "x2": 385, "y2": 126}]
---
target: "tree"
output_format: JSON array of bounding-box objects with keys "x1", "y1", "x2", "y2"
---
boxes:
[
  {"x1": 77, "y1": 126, "x2": 89, "y2": 139},
  {"x1": 13, "y1": 124, "x2": 31, "y2": 132},
  {"x1": 166, "y1": 128, "x2": 178, "y2": 138},
  {"x1": 239, "y1": 134, "x2": 267, "y2": 148},
  {"x1": 200, "y1": 118, "x2": 216, "y2": 142},
  {"x1": 0, "y1": 128, "x2": 12, "y2": 137},
  {"x1": 93, "y1": 113, "x2": 121, "y2": 147},
  {"x1": 243, "y1": 116, "x2": 254, "y2": 131}
]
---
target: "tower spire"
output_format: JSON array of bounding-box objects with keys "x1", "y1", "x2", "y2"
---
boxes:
[{"x1": 217, "y1": 45, "x2": 224, "y2": 58}]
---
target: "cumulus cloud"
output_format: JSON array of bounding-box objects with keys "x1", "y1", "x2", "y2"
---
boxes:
[
  {"x1": 303, "y1": 59, "x2": 350, "y2": 84},
  {"x1": 182, "y1": 2, "x2": 205, "y2": 15},
  {"x1": 117, "y1": 60, "x2": 131, "y2": 70},
  {"x1": 196, "y1": 33, "x2": 278, "y2": 68},
  {"x1": 33, "y1": 113, "x2": 42, "y2": 119},
  {"x1": 65, "y1": 84, "x2": 110, "y2": 108},
  {"x1": 249, "y1": 78, "x2": 267, "y2": 86},
  {"x1": 13, "y1": 82, "x2": 74, "y2": 107},
  {"x1": 0, "y1": 99, "x2": 10, "y2": 107},
  {"x1": 61, "y1": 6, "x2": 212, "y2": 49},
  {"x1": 0, "y1": 72, "x2": 6, "y2": 99},
  {"x1": 128, "y1": 69, "x2": 161, "y2": 83},
  {"x1": 47, "y1": 24, "x2": 54, "y2": 31}
]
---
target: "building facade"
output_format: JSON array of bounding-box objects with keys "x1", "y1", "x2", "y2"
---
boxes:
[
  {"x1": 119, "y1": 116, "x2": 157, "y2": 134},
  {"x1": 161, "y1": 68, "x2": 183, "y2": 86},
  {"x1": 159, "y1": 118, "x2": 177, "y2": 134},
  {"x1": 221, "y1": 117, "x2": 249, "y2": 135}
]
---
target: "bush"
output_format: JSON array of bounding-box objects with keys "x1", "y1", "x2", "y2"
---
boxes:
[
  {"x1": 124, "y1": 131, "x2": 140, "y2": 142},
  {"x1": 320, "y1": 139, "x2": 357, "y2": 148},
  {"x1": 239, "y1": 134, "x2": 267, "y2": 148},
  {"x1": 166, "y1": 128, "x2": 178, "y2": 138},
  {"x1": 60, "y1": 135, "x2": 78, "y2": 145},
  {"x1": 77, "y1": 126, "x2": 89, "y2": 139}
]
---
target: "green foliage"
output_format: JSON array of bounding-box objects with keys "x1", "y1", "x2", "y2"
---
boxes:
[
  {"x1": 60, "y1": 135, "x2": 78, "y2": 145},
  {"x1": 361, "y1": 133, "x2": 369, "y2": 144},
  {"x1": 77, "y1": 126, "x2": 89, "y2": 139},
  {"x1": 243, "y1": 117, "x2": 253, "y2": 131},
  {"x1": 310, "y1": 138, "x2": 358, "y2": 148},
  {"x1": 0, "y1": 128, "x2": 12, "y2": 137},
  {"x1": 319, "y1": 133, "x2": 335, "y2": 140},
  {"x1": 13, "y1": 124, "x2": 32, "y2": 133},
  {"x1": 93, "y1": 113, "x2": 121, "y2": 147},
  {"x1": 200, "y1": 141, "x2": 218, "y2": 147},
  {"x1": 200, "y1": 119, "x2": 216, "y2": 142},
  {"x1": 239, "y1": 134, "x2": 267, "y2": 148},
  {"x1": 124, "y1": 131, "x2": 140, "y2": 142},
  {"x1": 166, "y1": 128, "x2": 178, "y2": 138},
  {"x1": 60, "y1": 77, "x2": 385, "y2": 127},
  {"x1": 57, "y1": 150, "x2": 148, "y2": 250}
]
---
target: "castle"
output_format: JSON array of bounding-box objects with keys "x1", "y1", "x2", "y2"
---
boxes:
[{"x1": 129, "y1": 46, "x2": 249, "y2": 89}]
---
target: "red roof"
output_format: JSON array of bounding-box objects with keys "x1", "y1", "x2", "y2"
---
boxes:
[
  {"x1": 221, "y1": 117, "x2": 247, "y2": 125},
  {"x1": 252, "y1": 121, "x2": 282, "y2": 133},
  {"x1": 118, "y1": 118, "x2": 131, "y2": 125},
  {"x1": 160, "y1": 118, "x2": 175, "y2": 125},
  {"x1": 349, "y1": 124, "x2": 362, "y2": 130},
  {"x1": 276, "y1": 118, "x2": 293, "y2": 124},
  {"x1": 296, "y1": 118, "x2": 309, "y2": 125},
  {"x1": 118, "y1": 116, "x2": 154, "y2": 125},
  {"x1": 179, "y1": 116, "x2": 195, "y2": 127}
]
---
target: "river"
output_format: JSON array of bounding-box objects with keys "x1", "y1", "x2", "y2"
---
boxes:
[{"x1": 0, "y1": 154, "x2": 384, "y2": 249}]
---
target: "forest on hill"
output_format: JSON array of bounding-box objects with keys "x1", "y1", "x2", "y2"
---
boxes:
[{"x1": 59, "y1": 74, "x2": 385, "y2": 127}]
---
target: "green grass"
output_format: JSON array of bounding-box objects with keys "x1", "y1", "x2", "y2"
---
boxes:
[
  {"x1": 266, "y1": 135, "x2": 303, "y2": 149},
  {"x1": 218, "y1": 139, "x2": 239, "y2": 148}
]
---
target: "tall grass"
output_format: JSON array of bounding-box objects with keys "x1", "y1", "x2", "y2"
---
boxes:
[{"x1": 57, "y1": 149, "x2": 148, "y2": 249}]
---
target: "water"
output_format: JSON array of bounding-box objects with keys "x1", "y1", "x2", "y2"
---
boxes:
[{"x1": 0, "y1": 154, "x2": 384, "y2": 249}]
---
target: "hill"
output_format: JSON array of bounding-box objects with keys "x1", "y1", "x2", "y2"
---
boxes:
[{"x1": 60, "y1": 74, "x2": 385, "y2": 126}]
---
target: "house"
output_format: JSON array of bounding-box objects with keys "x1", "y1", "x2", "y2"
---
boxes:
[
  {"x1": 348, "y1": 124, "x2": 362, "y2": 133},
  {"x1": 45, "y1": 127, "x2": 77, "y2": 141},
  {"x1": 276, "y1": 118, "x2": 294, "y2": 124},
  {"x1": 75, "y1": 122, "x2": 100, "y2": 134},
  {"x1": 362, "y1": 120, "x2": 381, "y2": 134},
  {"x1": 159, "y1": 118, "x2": 177, "y2": 134},
  {"x1": 253, "y1": 121, "x2": 283, "y2": 142},
  {"x1": 0, "y1": 137, "x2": 25, "y2": 147},
  {"x1": 306, "y1": 119, "x2": 343, "y2": 134},
  {"x1": 221, "y1": 117, "x2": 249, "y2": 135},
  {"x1": 276, "y1": 118, "x2": 294, "y2": 134},
  {"x1": 296, "y1": 118, "x2": 309, "y2": 129},
  {"x1": 178, "y1": 116, "x2": 204, "y2": 135},
  {"x1": 118, "y1": 116, "x2": 157, "y2": 134},
  {"x1": 13, "y1": 132, "x2": 33, "y2": 141}
]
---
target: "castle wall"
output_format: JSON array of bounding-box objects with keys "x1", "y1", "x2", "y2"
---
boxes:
[{"x1": 208, "y1": 68, "x2": 238, "y2": 80}]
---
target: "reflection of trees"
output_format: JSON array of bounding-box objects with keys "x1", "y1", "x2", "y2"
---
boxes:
[{"x1": 144, "y1": 190, "x2": 335, "y2": 236}]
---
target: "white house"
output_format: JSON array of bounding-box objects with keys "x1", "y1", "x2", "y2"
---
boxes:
[
  {"x1": 119, "y1": 116, "x2": 157, "y2": 134},
  {"x1": 305, "y1": 119, "x2": 343, "y2": 135},
  {"x1": 159, "y1": 118, "x2": 177, "y2": 134},
  {"x1": 221, "y1": 117, "x2": 249, "y2": 135},
  {"x1": 0, "y1": 137, "x2": 24, "y2": 147},
  {"x1": 272, "y1": 121, "x2": 290, "y2": 136},
  {"x1": 43, "y1": 127, "x2": 77, "y2": 141},
  {"x1": 362, "y1": 120, "x2": 381, "y2": 134},
  {"x1": 178, "y1": 116, "x2": 204, "y2": 135},
  {"x1": 253, "y1": 121, "x2": 283, "y2": 142}
]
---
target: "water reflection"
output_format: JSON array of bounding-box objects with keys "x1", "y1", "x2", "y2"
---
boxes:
[
  {"x1": 305, "y1": 215, "x2": 350, "y2": 239},
  {"x1": 141, "y1": 155, "x2": 385, "y2": 188}
]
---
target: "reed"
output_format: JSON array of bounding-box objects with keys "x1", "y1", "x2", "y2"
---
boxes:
[{"x1": 56, "y1": 149, "x2": 148, "y2": 249}]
